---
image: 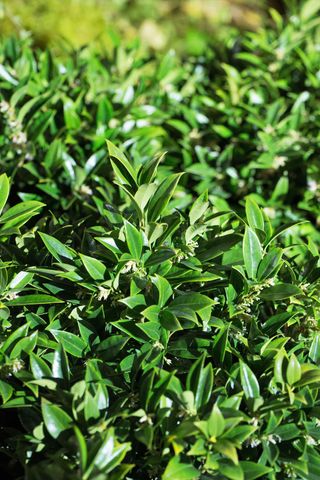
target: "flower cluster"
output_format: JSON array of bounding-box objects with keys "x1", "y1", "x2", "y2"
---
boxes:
[
  {"x1": 236, "y1": 278, "x2": 275, "y2": 314},
  {"x1": 0, "y1": 100, "x2": 28, "y2": 152}
]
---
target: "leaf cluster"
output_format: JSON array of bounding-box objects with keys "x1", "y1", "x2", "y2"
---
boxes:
[{"x1": 0, "y1": 2, "x2": 320, "y2": 479}]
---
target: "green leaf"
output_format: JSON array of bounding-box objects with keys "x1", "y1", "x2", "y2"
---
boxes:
[
  {"x1": 124, "y1": 220, "x2": 143, "y2": 260},
  {"x1": 96, "y1": 335, "x2": 128, "y2": 361},
  {"x1": 260, "y1": 283, "x2": 301, "y2": 301},
  {"x1": 147, "y1": 173, "x2": 183, "y2": 222},
  {"x1": 134, "y1": 183, "x2": 158, "y2": 213},
  {"x1": 301, "y1": 0, "x2": 320, "y2": 21},
  {"x1": 273, "y1": 423, "x2": 300, "y2": 441},
  {"x1": 145, "y1": 247, "x2": 176, "y2": 266},
  {"x1": 30, "y1": 353, "x2": 52, "y2": 379},
  {"x1": 243, "y1": 226, "x2": 263, "y2": 279},
  {"x1": 111, "y1": 319, "x2": 150, "y2": 343},
  {"x1": 85, "y1": 429, "x2": 131, "y2": 477},
  {"x1": 0, "y1": 380, "x2": 14, "y2": 404},
  {"x1": 43, "y1": 139, "x2": 63, "y2": 173},
  {"x1": 286, "y1": 353, "x2": 301, "y2": 385},
  {"x1": 74, "y1": 426, "x2": 88, "y2": 473},
  {"x1": 107, "y1": 140, "x2": 137, "y2": 189},
  {"x1": 0, "y1": 64, "x2": 18, "y2": 85},
  {"x1": 257, "y1": 247, "x2": 282, "y2": 280},
  {"x1": 119, "y1": 294, "x2": 146, "y2": 309},
  {"x1": 219, "y1": 461, "x2": 244, "y2": 480},
  {"x1": 159, "y1": 309, "x2": 182, "y2": 332},
  {"x1": 10, "y1": 332, "x2": 37, "y2": 358},
  {"x1": 162, "y1": 456, "x2": 200, "y2": 480},
  {"x1": 295, "y1": 366, "x2": 320, "y2": 388},
  {"x1": 262, "y1": 312, "x2": 293, "y2": 336},
  {"x1": 266, "y1": 221, "x2": 306, "y2": 247},
  {"x1": 240, "y1": 461, "x2": 272, "y2": 480},
  {"x1": 198, "y1": 234, "x2": 241, "y2": 262},
  {"x1": 170, "y1": 293, "x2": 215, "y2": 312},
  {"x1": 50, "y1": 330, "x2": 86, "y2": 358},
  {"x1": 39, "y1": 232, "x2": 74, "y2": 261},
  {"x1": 84, "y1": 391, "x2": 100, "y2": 421},
  {"x1": 41, "y1": 399, "x2": 72, "y2": 439},
  {"x1": 240, "y1": 361, "x2": 260, "y2": 399},
  {"x1": 214, "y1": 439, "x2": 238, "y2": 465},
  {"x1": 135, "y1": 424, "x2": 154, "y2": 449},
  {"x1": 52, "y1": 344, "x2": 70, "y2": 381},
  {"x1": 17, "y1": 92, "x2": 51, "y2": 123},
  {"x1": 186, "y1": 353, "x2": 213, "y2": 410},
  {"x1": 80, "y1": 254, "x2": 106, "y2": 280},
  {"x1": 271, "y1": 176, "x2": 289, "y2": 201},
  {"x1": 2, "y1": 323, "x2": 29, "y2": 353},
  {"x1": 208, "y1": 404, "x2": 225, "y2": 438},
  {"x1": 212, "y1": 325, "x2": 229, "y2": 363},
  {"x1": 63, "y1": 97, "x2": 81, "y2": 130},
  {"x1": 148, "y1": 370, "x2": 175, "y2": 411},
  {"x1": 138, "y1": 152, "x2": 165, "y2": 184},
  {"x1": 95, "y1": 237, "x2": 122, "y2": 258},
  {"x1": 5, "y1": 294, "x2": 63, "y2": 306},
  {"x1": 0, "y1": 201, "x2": 45, "y2": 224},
  {"x1": 0, "y1": 174, "x2": 10, "y2": 216},
  {"x1": 137, "y1": 322, "x2": 161, "y2": 342},
  {"x1": 245, "y1": 197, "x2": 264, "y2": 231},
  {"x1": 309, "y1": 334, "x2": 320, "y2": 365},
  {"x1": 152, "y1": 274, "x2": 173, "y2": 307},
  {"x1": 9, "y1": 271, "x2": 34, "y2": 290},
  {"x1": 189, "y1": 190, "x2": 209, "y2": 225}
]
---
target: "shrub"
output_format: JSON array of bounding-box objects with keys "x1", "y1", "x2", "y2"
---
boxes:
[
  {"x1": 0, "y1": 2, "x2": 319, "y2": 479},
  {"x1": 0, "y1": 5, "x2": 319, "y2": 231},
  {"x1": 0, "y1": 0, "x2": 264, "y2": 53}
]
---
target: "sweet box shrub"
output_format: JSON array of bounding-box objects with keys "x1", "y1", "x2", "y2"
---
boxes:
[
  {"x1": 0, "y1": 0, "x2": 263, "y2": 54},
  {"x1": 0, "y1": 2, "x2": 319, "y2": 479},
  {"x1": 0, "y1": 3, "x2": 319, "y2": 231}
]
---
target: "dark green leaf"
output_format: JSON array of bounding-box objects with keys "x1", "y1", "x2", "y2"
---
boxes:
[
  {"x1": 5, "y1": 294, "x2": 63, "y2": 306},
  {"x1": 260, "y1": 283, "x2": 301, "y2": 301},
  {"x1": 243, "y1": 226, "x2": 263, "y2": 279},
  {"x1": 41, "y1": 399, "x2": 72, "y2": 439}
]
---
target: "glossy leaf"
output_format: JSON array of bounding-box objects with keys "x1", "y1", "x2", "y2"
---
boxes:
[
  {"x1": 186, "y1": 353, "x2": 213, "y2": 410},
  {"x1": 107, "y1": 140, "x2": 137, "y2": 189},
  {"x1": 286, "y1": 354, "x2": 301, "y2": 385},
  {"x1": 80, "y1": 254, "x2": 106, "y2": 280},
  {"x1": 41, "y1": 399, "x2": 73, "y2": 439},
  {"x1": 260, "y1": 283, "x2": 301, "y2": 301},
  {"x1": 124, "y1": 220, "x2": 143, "y2": 260},
  {"x1": 147, "y1": 173, "x2": 183, "y2": 222},
  {"x1": 50, "y1": 330, "x2": 86, "y2": 358},
  {"x1": 241, "y1": 462, "x2": 273, "y2": 480},
  {"x1": 240, "y1": 361, "x2": 260, "y2": 399},
  {"x1": 0, "y1": 201, "x2": 45, "y2": 224},
  {"x1": 309, "y1": 334, "x2": 320, "y2": 365},
  {"x1": 257, "y1": 247, "x2": 282, "y2": 280},
  {"x1": 30, "y1": 353, "x2": 52, "y2": 379},
  {"x1": 243, "y1": 226, "x2": 263, "y2": 279},
  {"x1": 162, "y1": 456, "x2": 200, "y2": 480},
  {"x1": 0, "y1": 173, "x2": 10, "y2": 215},
  {"x1": 245, "y1": 197, "x2": 264, "y2": 231},
  {"x1": 5, "y1": 294, "x2": 63, "y2": 306},
  {"x1": 39, "y1": 232, "x2": 75, "y2": 261}
]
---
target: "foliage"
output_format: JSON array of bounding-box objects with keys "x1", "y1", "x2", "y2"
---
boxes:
[
  {"x1": 0, "y1": 0, "x2": 265, "y2": 54},
  {"x1": 0, "y1": 2, "x2": 319, "y2": 479}
]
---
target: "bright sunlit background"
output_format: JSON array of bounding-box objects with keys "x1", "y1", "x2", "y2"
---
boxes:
[{"x1": 0, "y1": 0, "x2": 269, "y2": 54}]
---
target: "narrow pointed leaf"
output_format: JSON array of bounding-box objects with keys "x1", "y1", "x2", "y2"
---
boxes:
[
  {"x1": 41, "y1": 399, "x2": 72, "y2": 439},
  {"x1": 243, "y1": 226, "x2": 263, "y2": 279}
]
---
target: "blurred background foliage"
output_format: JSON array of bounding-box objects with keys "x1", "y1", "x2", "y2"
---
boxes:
[{"x1": 0, "y1": 0, "x2": 280, "y2": 55}]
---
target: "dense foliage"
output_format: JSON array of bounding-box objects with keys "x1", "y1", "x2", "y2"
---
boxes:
[
  {"x1": 0, "y1": 2, "x2": 320, "y2": 479},
  {"x1": 0, "y1": 0, "x2": 264, "y2": 54}
]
